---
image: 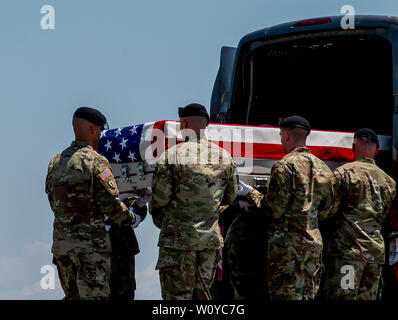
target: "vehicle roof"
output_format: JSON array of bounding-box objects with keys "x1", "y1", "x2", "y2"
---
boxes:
[{"x1": 239, "y1": 15, "x2": 398, "y2": 45}]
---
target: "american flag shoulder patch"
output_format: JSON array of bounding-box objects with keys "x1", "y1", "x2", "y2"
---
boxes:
[{"x1": 99, "y1": 168, "x2": 112, "y2": 181}]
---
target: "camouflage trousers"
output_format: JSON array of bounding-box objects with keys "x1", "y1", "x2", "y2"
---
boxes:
[
  {"x1": 225, "y1": 235, "x2": 267, "y2": 300},
  {"x1": 323, "y1": 258, "x2": 383, "y2": 300},
  {"x1": 53, "y1": 250, "x2": 111, "y2": 300},
  {"x1": 110, "y1": 253, "x2": 135, "y2": 300},
  {"x1": 156, "y1": 247, "x2": 220, "y2": 300},
  {"x1": 268, "y1": 258, "x2": 323, "y2": 300}
]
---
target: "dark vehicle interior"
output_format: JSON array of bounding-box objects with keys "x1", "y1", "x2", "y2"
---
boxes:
[
  {"x1": 230, "y1": 32, "x2": 393, "y2": 172},
  {"x1": 213, "y1": 28, "x2": 398, "y2": 300}
]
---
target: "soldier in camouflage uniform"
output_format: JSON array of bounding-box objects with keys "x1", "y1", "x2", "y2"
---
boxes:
[
  {"x1": 239, "y1": 116, "x2": 334, "y2": 300},
  {"x1": 108, "y1": 193, "x2": 149, "y2": 300},
  {"x1": 323, "y1": 128, "x2": 396, "y2": 300},
  {"x1": 45, "y1": 107, "x2": 137, "y2": 300},
  {"x1": 149, "y1": 103, "x2": 238, "y2": 300},
  {"x1": 223, "y1": 200, "x2": 268, "y2": 300}
]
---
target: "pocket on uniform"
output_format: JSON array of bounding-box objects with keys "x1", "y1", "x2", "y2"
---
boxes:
[{"x1": 155, "y1": 247, "x2": 186, "y2": 270}]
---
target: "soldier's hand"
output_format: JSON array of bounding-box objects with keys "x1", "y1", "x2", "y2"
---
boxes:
[
  {"x1": 136, "y1": 194, "x2": 152, "y2": 207},
  {"x1": 104, "y1": 216, "x2": 111, "y2": 231},
  {"x1": 131, "y1": 213, "x2": 143, "y2": 229},
  {"x1": 238, "y1": 180, "x2": 253, "y2": 197},
  {"x1": 119, "y1": 192, "x2": 137, "y2": 208},
  {"x1": 238, "y1": 200, "x2": 249, "y2": 209}
]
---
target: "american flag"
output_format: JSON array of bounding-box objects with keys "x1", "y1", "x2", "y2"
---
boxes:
[
  {"x1": 98, "y1": 120, "x2": 393, "y2": 282},
  {"x1": 99, "y1": 120, "x2": 391, "y2": 163},
  {"x1": 98, "y1": 121, "x2": 167, "y2": 164}
]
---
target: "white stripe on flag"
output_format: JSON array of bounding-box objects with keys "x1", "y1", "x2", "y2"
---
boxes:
[{"x1": 163, "y1": 121, "x2": 391, "y2": 151}]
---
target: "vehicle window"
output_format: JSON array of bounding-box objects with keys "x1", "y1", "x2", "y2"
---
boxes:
[{"x1": 245, "y1": 34, "x2": 393, "y2": 136}]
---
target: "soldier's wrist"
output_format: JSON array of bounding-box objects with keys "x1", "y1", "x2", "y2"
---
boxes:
[{"x1": 132, "y1": 201, "x2": 147, "y2": 216}]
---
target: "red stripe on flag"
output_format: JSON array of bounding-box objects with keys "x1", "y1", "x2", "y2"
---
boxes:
[
  {"x1": 153, "y1": 120, "x2": 167, "y2": 132},
  {"x1": 209, "y1": 141, "x2": 354, "y2": 162},
  {"x1": 150, "y1": 121, "x2": 167, "y2": 157},
  {"x1": 309, "y1": 145, "x2": 354, "y2": 162}
]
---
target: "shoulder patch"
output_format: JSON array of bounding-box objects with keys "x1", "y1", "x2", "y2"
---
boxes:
[
  {"x1": 108, "y1": 179, "x2": 116, "y2": 189},
  {"x1": 99, "y1": 168, "x2": 112, "y2": 181}
]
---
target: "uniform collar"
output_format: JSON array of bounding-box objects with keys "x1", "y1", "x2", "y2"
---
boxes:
[
  {"x1": 71, "y1": 140, "x2": 92, "y2": 149},
  {"x1": 357, "y1": 157, "x2": 376, "y2": 165},
  {"x1": 290, "y1": 146, "x2": 310, "y2": 154},
  {"x1": 184, "y1": 135, "x2": 208, "y2": 143}
]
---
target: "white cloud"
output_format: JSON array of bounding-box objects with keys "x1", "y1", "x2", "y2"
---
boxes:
[
  {"x1": 135, "y1": 263, "x2": 161, "y2": 300},
  {"x1": 21, "y1": 280, "x2": 64, "y2": 300},
  {"x1": 0, "y1": 256, "x2": 27, "y2": 284},
  {"x1": 22, "y1": 281, "x2": 43, "y2": 297},
  {"x1": 23, "y1": 241, "x2": 51, "y2": 256}
]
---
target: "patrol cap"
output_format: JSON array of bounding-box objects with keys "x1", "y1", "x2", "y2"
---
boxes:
[
  {"x1": 73, "y1": 107, "x2": 109, "y2": 130},
  {"x1": 354, "y1": 128, "x2": 379, "y2": 147},
  {"x1": 178, "y1": 103, "x2": 210, "y2": 126},
  {"x1": 279, "y1": 115, "x2": 311, "y2": 136}
]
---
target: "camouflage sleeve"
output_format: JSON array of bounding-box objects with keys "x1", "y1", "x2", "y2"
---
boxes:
[
  {"x1": 318, "y1": 174, "x2": 336, "y2": 221},
  {"x1": 221, "y1": 162, "x2": 239, "y2": 205},
  {"x1": 327, "y1": 168, "x2": 345, "y2": 219},
  {"x1": 246, "y1": 188, "x2": 269, "y2": 215},
  {"x1": 265, "y1": 161, "x2": 292, "y2": 219},
  {"x1": 380, "y1": 178, "x2": 397, "y2": 225},
  {"x1": 45, "y1": 155, "x2": 58, "y2": 208},
  {"x1": 246, "y1": 161, "x2": 291, "y2": 218},
  {"x1": 45, "y1": 171, "x2": 54, "y2": 207},
  {"x1": 94, "y1": 159, "x2": 135, "y2": 225},
  {"x1": 149, "y1": 152, "x2": 173, "y2": 229},
  {"x1": 124, "y1": 195, "x2": 148, "y2": 221}
]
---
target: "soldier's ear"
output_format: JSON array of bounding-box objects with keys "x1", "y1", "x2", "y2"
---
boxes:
[
  {"x1": 89, "y1": 123, "x2": 99, "y2": 136},
  {"x1": 179, "y1": 118, "x2": 185, "y2": 130},
  {"x1": 284, "y1": 129, "x2": 290, "y2": 142}
]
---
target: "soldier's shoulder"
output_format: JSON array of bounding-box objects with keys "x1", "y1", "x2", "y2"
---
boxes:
[
  {"x1": 156, "y1": 145, "x2": 174, "y2": 164},
  {"x1": 283, "y1": 150, "x2": 308, "y2": 163},
  {"x1": 208, "y1": 140, "x2": 231, "y2": 153},
  {"x1": 89, "y1": 148, "x2": 109, "y2": 163},
  {"x1": 48, "y1": 144, "x2": 73, "y2": 170},
  {"x1": 281, "y1": 152, "x2": 308, "y2": 171},
  {"x1": 272, "y1": 159, "x2": 292, "y2": 175},
  {"x1": 170, "y1": 142, "x2": 183, "y2": 153},
  {"x1": 334, "y1": 161, "x2": 354, "y2": 173},
  {"x1": 332, "y1": 162, "x2": 355, "y2": 183},
  {"x1": 375, "y1": 166, "x2": 396, "y2": 188},
  {"x1": 48, "y1": 151, "x2": 62, "y2": 168},
  {"x1": 78, "y1": 146, "x2": 110, "y2": 172},
  {"x1": 207, "y1": 140, "x2": 234, "y2": 161},
  {"x1": 312, "y1": 154, "x2": 333, "y2": 174}
]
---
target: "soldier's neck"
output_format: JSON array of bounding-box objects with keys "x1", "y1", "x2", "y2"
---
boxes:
[
  {"x1": 287, "y1": 142, "x2": 306, "y2": 153},
  {"x1": 74, "y1": 136, "x2": 98, "y2": 151},
  {"x1": 355, "y1": 153, "x2": 375, "y2": 161}
]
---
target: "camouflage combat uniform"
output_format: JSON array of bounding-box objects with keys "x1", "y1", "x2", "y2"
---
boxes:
[
  {"x1": 149, "y1": 136, "x2": 238, "y2": 300},
  {"x1": 247, "y1": 147, "x2": 334, "y2": 300},
  {"x1": 108, "y1": 198, "x2": 147, "y2": 301},
  {"x1": 45, "y1": 141, "x2": 135, "y2": 300},
  {"x1": 323, "y1": 158, "x2": 396, "y2": 300},
  {"x1": 224, "y1": 201, "x2": 268, "y2": 300}
]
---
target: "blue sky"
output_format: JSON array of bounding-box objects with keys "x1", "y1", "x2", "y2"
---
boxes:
[{"x1": 1, "y1": 0, "x2": 397, "y2": 299}]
